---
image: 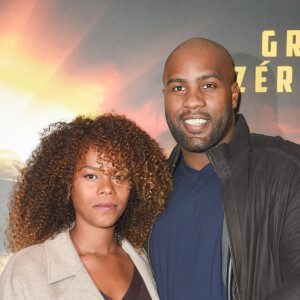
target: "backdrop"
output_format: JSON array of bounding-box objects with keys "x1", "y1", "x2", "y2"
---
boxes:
[{"x1": 0, "y1": 0, "x2": 299, "y2": 261}]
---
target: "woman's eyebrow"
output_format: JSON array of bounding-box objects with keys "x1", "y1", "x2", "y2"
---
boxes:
[{"x1": 79, "y1": 165, "x2": 99, "y2": 171}]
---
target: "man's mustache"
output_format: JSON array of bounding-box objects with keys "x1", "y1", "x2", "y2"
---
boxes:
[{"x1": 179, "y1": 110, "x2": 211, "y2": 120}]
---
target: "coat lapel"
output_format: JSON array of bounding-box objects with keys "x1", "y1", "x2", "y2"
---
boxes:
[
  {"x1": 58, "y1": 266, "x2": 104, "y2": 300},
  {"x1": 45, "y1": 230, "x2": 104, "y2": 299},
  {"x1": 121, "y1": 239, "x2": 160, "y2": 300}
]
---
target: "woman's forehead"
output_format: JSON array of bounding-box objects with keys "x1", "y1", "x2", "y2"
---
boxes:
[{"x1": 77, "y1": 146, "x2": 127, "y2": 171}]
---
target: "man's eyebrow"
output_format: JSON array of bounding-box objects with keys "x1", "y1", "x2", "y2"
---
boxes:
[
  {"x1": 166, "y1": 73, "x2": 221, "y2": 86},
  {"x1": 166, "y1": 78, "x2": 186, "y2": 86},
  {"x1": 198, "y1": 73, "x2": 221, "y2": 80}
]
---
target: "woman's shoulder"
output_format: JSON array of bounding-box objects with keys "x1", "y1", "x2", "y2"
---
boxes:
[
  {"x1": 0, "y1": 230, "x2": 78, "y2": 299},
  {"x1": 1, "y1": 242, "x2": 46, "y2": 279},
  {"x1": 1, "y1": 230, "x2": 68, "y2": 279},
  {"x1": 0, "y1": 242, "x2": 47, "y2": 299}
]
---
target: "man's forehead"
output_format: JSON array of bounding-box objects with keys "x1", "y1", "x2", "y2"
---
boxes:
[
  {"x1": 163, "y1": 45, "x2": 234, "y2": 84},
  {"x1": 167, "y1": 38, "x2": 227, "y2": 59},
  {"x1": 164, "y1": 55, "x2": 224, "y2": 80}
]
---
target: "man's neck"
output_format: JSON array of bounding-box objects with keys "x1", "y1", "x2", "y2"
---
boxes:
[{"x1": 181, "y1": 148, "x2": 210, "y2": 171}]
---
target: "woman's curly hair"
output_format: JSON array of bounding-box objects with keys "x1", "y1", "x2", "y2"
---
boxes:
[{"x1": 6, "y1": 113, "x2": 173, "y2": 252}]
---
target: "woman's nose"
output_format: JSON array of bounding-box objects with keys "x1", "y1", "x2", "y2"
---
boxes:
[{"x1": 97, "y1": 176, "x2": 115, "y2": 195}]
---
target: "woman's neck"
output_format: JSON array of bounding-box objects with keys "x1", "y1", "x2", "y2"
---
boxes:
[{"x1": 70, "y1": 221, "x2": 117, "y2": 255}]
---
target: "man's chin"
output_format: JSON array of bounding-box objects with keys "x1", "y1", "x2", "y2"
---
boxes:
[{"x1": 180, "y1": 138, "x2": 209, "y2": 153}]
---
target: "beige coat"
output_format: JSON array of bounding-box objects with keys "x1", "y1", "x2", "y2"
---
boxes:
[{"x1": 0, "y1": 230, "x2": 159, "y2": 300}]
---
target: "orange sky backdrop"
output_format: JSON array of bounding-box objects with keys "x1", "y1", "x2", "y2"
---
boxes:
[{"x1": 0, "y1": 0, "x2": 299, "y2": 163}]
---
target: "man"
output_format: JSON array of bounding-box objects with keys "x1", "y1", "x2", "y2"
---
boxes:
[{"x1": 148, "y1": 38, "x2": 300, "y2": 300}]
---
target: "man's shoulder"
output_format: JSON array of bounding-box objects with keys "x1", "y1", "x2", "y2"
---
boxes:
[{"x1": 249, "y1": 132, "x2": 300, "y2": 164}]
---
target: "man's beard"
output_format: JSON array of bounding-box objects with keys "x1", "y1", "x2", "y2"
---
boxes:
[{"x1": 165, "y1": 107, "x2": 234, "y2": 153}]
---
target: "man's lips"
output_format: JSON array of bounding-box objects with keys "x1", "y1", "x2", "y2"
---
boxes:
[
  {"x1": 181, "y1": 117, "x2": 209, "y2": 132},
  {"x1": 93, "y1": 203, "x2": 117, "y2": 211},
  {"x1": 183, "y1": 118, "x2": 208, "y2": 125}
]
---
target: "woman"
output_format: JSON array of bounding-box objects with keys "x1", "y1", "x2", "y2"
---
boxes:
[{"x1": 0, "y1": 114, "x2": 173, "y2": 299}]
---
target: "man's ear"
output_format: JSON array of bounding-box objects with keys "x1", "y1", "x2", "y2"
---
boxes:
[{"x1": 231, "y1": 82, "x2": 239, "y2": 110}]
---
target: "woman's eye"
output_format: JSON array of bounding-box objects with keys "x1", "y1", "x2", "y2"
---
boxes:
[
  {"x1": 112, "y1": 174, "x2": 128, "y2": 183},
  {"x1": 83, "y1": 174, "x2": 97, "y2": 179},
  {"x1": 113, "y1": 175, "x2": 124, "y2": 181}
]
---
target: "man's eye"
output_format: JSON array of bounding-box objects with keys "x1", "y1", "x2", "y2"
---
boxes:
[
  {"x1": 173, "y1": 86, "x2": 186, "y2": 92},
  {"x1": 203, "y1": 83, "x2": 215, "y2": 89},
  {"x1": 83, "y1": 174, "x2": 97, "y2": 179}
]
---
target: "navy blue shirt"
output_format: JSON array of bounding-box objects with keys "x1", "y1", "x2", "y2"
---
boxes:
[{"x1": 150, "y1": 157, "x2": 226, "y2": 300}]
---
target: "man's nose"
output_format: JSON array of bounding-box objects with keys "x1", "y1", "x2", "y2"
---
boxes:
[{"x1": 183, "y1": 89, "x2": 206, "y2": 109}]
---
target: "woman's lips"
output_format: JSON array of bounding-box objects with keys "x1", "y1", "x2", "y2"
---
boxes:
[{"x1": 94, "y1": 203, "x2": 117, "y2": 211}]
